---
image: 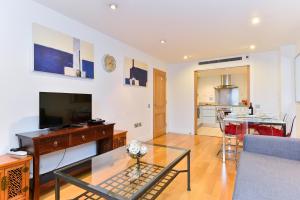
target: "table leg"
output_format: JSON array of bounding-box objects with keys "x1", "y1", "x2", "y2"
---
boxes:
[
  {"x1": 33, "y1": 147, "x2": 40, "y2": 200},
  {"x1": 222, "y1": 132, "x2": 225, "y2": 163},
  {"x1": 187, "y1": 152, "x2": 191, "y2": 191},
  {"x1": 55, "y1": 177, "x2": 60, "y2": 200},
  {"x1": 247, "y1": 122, "x2": 250, "y2": 134}
]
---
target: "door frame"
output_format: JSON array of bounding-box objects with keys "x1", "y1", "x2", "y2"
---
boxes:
[
  {"x1": 194, "y1": 71, "x2": 198, "y2": 135},
  {"x1": 153, "y1": 68, "x2": 167, "y2": 138},
  {"x1": 194, "y1": 65, "x2": 250, "y2": 135}
]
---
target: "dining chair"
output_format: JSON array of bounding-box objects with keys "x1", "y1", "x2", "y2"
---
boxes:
[
  {"x1": 282, "y1": 113, "x2": 288, "y2": 122},
  {"x1": 286, "y1": 116, "x2": 296, "y2": 137},
  {"x1": 256, "y1": 115, "x2": 295, "y2": 137},
  {"x1": 216, "y1": 110, "x2": 246, "y2": 164}
]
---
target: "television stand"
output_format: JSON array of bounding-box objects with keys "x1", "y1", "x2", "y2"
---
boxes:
[
  {"x1": 48, "y1": 123, "x2": 85, "y2": 131},
  {"x1": 16, "y1": 123, "x2": 115, "y2": 200}
]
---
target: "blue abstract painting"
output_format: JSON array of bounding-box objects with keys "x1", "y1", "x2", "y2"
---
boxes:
[
  {"x1": 33, "y1": 23, "x2": 94, "y2": 79},
  {"x1": 124, "y1": 58, "x2": 148, "y2": 87}
]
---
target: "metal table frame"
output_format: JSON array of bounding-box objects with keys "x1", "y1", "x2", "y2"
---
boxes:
[{"x1": 54, "y1": 143, "x2": 191, "y2": 200}]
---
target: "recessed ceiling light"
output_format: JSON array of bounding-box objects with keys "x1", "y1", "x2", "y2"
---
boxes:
[
  {"x1": 251, "y1": 17, "x2": 260, "y2": 25},
  {"x1": 250, "y1": 45, "x2": 256, "y2": 50},
  {"x1": 160, "y1": 40, "x2": 166, "y2": 44},
  {"x1": 183, "y1": 55, "x2": 192, "y2": 60},
  {"x1": 109, "y1": 3, "x2": 118, "y2": 10}
]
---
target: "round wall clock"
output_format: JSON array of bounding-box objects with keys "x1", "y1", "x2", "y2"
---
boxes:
[{"x1": 103, "y1": 54, "x2": 116, "y2": 72}]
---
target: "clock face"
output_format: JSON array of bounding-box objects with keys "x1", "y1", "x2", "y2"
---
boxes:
[{"x1": 104, "y1": 55, "x2": 116, "y2": 72}]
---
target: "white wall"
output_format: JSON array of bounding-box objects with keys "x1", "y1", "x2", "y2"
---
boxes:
[
  {"x1": 295, "y1": 42, "x2": 300, "y2": 138},
  {"x1": 279, "y1": 45, "x2": 297, "y2": 136},
  {"x1": 167, "y1": 52, "x2": 281, "y2": 134},
  {"x1": 198, "y1": 76, "x2": 219, "y2": 103},
  {"x1": 0, "y1": 0, "x2": 166, "y2": 174},
  {"x1": 248, "y1": 51, "x2": 281, "y2": 116},
  {"x1": 231, "y1": 74, "x2": 248, "y2": 102}
]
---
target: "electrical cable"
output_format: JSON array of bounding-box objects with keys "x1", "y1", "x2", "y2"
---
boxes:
[{"x1": 54, "y1": 149, "x2": 67, "y2": 170}]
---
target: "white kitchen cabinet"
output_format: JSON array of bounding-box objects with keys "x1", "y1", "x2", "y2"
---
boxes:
[{"x1": 199, "y1": 105, "x2": 217, "y2": 127}]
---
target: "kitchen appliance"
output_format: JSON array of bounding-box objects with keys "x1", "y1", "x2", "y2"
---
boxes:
[
  {"x1": 215, "y1": 74, "x2": 239, "y2": 106},
  {"x1": 214, "y1": 74, "x2": 238, "y2": 89},
  {"x1": 216, "y1": 106, "x2": 232, "y2": 116}
]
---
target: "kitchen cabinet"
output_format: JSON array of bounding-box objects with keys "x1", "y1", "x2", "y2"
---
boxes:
[
  {"x1": 199, "y1": 105, "x2": 248, "y2": 127},
  {"x1": 199, "y1": 105, "x2": 217, "y2": 127}
]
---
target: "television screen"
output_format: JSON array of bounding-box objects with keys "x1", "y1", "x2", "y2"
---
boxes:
[{"x1": 39, "y1": 92, "x2": 92, "y2": 129}]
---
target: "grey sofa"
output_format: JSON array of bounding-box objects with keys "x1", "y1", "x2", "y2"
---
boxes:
[{"x1": 233, "y1": 135, "x2": 300, "y2": 200}]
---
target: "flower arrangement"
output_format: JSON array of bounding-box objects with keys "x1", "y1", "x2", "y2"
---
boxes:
[
  {"x1": 126, "y1": 140, "x2": 148, "y2": 159},
  {"x1": 126, "y1": 140, "x2": 148, "y2": 181}
]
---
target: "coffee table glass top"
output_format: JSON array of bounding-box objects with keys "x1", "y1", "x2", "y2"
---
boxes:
[{"x1": 55, "y1": 143, "x2": 189, "y2": 200}]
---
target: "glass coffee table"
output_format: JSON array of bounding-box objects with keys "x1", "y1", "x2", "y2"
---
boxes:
[{"x1": 54, "y1": 143, "x2": 191, "y2": 200}]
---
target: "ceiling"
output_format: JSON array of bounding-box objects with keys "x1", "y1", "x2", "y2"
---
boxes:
[{"x1": 33, "y1": 0, "x2": 300, "y2": 64}]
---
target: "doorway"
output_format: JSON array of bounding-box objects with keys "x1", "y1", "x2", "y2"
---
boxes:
[
  {"x1": 153, "y1": 68, "x2": 167, "y2": 138},
  {"x1": 194, "y1": 66, "x2": 250, "y2": 136}
]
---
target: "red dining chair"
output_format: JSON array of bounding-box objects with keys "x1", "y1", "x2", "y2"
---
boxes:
[
  {"x1": 217, "y1": 110, "x2": 246, "y2": 164},
  {"x1": 249, "y1": 113, "x2": 288, "y2": 134},
  {"x1": 256, "y1": 116, "x2": 295, "y2": 137}
]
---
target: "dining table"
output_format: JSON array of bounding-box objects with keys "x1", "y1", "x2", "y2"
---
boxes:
[
  {"x1": 222, "y1": 114, "x2": 287, "y2": 162},
  {"x1": 223, "y1": 114, "x2": 287, "y2": 135}
]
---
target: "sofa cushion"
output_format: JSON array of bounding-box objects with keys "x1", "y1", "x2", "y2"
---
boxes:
[{"x1": 233, "y1": 152, "x2": 300, "y2": 200}]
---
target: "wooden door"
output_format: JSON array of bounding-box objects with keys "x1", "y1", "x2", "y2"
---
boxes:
[
  {"x1": 0, "y1": 169, "x2": 4, "y2": 200},
  {"x1": 4, "y1": 163, "x2": 28, "y2": 200},
  {"x1": 153, "y1": 69, "x2": 167, "y2": 138}
]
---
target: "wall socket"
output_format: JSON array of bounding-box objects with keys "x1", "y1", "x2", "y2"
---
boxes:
[{"x1": 134, "y1": 122, "x2": 142, "y2": 128}]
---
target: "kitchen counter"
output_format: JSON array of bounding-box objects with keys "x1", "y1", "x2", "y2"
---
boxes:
[
  {"x1": 198, "y1": 103, "x2": 247, "y2": 107},
  {"x1": 198, "y1": 103, "x2": 248, "y2": 128}
]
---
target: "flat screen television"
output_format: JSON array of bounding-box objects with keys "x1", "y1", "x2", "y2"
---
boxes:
[{"x1": 39, "y1": 92, "x2": 92, "y2": 129}]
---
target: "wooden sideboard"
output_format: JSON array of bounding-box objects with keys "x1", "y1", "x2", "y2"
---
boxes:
[
  {"x1": 16, "y1": 123, "x2": 114, "y2": 200},
  {"x1": 113, "y1": 130, "x2": 127, "y2": 149},
  {"x1": 0, "y1": 155, "x2": 32, "y2": 200}
]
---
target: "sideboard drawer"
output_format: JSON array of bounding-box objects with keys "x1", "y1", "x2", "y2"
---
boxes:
[
  {"x1": 38, "y1": 135, "x2": 69, "y2": 155},
  {"x1": 71, "y1": 131, "x2": 95, "y2": 146},
  {"x1": 94, "y1": 127, "x2": 113, "y2": 140}
]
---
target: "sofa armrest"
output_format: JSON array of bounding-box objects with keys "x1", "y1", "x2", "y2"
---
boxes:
[{"x1": 243, "y1": 135, "x2": 300, "y2": 161}]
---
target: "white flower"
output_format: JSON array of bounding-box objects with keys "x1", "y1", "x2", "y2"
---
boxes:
[
  {"x1": 128, "y1": 143, "x2": 140, "y2": 155},
  {"x1": 140, "y1": 145, "x2": 148, "y2": 155}
]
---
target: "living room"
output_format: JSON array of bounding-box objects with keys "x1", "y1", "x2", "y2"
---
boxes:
[{"x1": 1, "y1": 0, "x2": 300, "y2": 200}]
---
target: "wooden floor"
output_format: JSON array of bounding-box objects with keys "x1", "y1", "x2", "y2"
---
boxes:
[
  {"x1": 40, "y1": 134, "x2": 236, "y2": 200},
  {"x1": 197, "y1": 126, "x2": 222, "y2": 137}
]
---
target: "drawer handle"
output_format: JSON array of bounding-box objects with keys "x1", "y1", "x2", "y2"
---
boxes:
[
  {"x1": 53, "y1": 141, "x2": 58, "y2": 147},
  {"x1": 22, "y1": 166, "x2": 29, "y2": 173},
  {"x1": 102, "y1": 131, "x2": 106, "y2": 135},
  {"x1": 22, "y1": 186, "x2": 29, "y2": 192},
  {"x1": 81, "y1": 135, "x2": 86, "y2": 141},
  {"x1": 1, "y1": 176, "x2": 7, "y2": 191}
]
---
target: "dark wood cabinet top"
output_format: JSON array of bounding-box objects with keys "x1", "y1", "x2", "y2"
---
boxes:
[{"x1": 16, "y1": 123, "x2": 115, "y2": 140}]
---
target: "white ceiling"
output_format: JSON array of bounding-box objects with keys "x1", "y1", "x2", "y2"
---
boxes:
[{"x1": 33, "y1": 0, "x2": 300, "y2": 64}]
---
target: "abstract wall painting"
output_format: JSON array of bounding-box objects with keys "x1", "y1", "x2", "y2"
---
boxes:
[
  {"x1": 33, "y1": 23, "x2": 94, "y2": 79},
  {"x1": 124, "y1": 58, "x2": 148, "y2": 87}
]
